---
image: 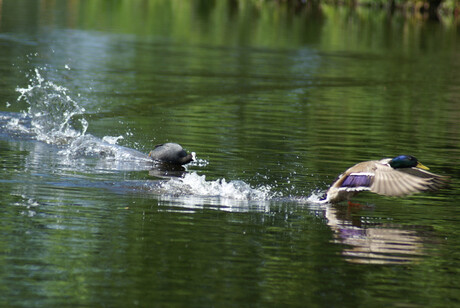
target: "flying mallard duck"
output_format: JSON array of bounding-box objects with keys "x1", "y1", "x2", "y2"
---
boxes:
[{"x1": 323, "y1": 155, "x2": 448, "y2": 203}]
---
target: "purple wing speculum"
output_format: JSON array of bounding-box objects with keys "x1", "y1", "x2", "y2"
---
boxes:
[{"x1": 341, "y1": 173, "x2": 374, "y2": 188}]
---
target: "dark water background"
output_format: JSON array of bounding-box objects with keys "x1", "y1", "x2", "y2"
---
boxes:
[{"x1": 1, "y1": 1, "x2": 460, "y2": 307}]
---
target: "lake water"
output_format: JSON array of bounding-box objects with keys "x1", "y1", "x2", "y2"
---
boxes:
[{"x1": 1, "y1": 1, "x2": 460, "y2": 307}]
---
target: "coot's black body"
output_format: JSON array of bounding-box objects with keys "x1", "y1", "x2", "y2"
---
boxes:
[{"x1": 148, "y1": 143, "x2": 195, "y2": 165}]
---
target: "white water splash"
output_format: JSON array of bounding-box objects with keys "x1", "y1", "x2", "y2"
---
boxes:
[
  {"x1": 58, "y1": 134, "x2": 151, "y2": 163},
  {"x1": 188, "y1": 157, "x2": 209, "y2": 167},
  {"x1": 6, "y1": 117, "x2": 29, "y2": 134},
  {"x1": 102, "y1": 135, "x2": 124, "y2": 145},
  {"x1": 16, "y1": 68, "x2": 88, "y2": 145},
  {"x1": 10, "y1": 65, "x2": 154, "y2": 163},
  {"x1": 306, "y1": 190, "x2": 328, "y2": 204},
  {"x1": 158, "y1": 172, "x2": 277, "y2": 201}
]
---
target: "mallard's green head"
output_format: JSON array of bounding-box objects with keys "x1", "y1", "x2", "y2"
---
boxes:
[{"x1": 389, "y1": 155, "x2": 429, "y2": 170}]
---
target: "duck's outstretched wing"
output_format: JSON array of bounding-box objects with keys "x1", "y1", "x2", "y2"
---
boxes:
[
  {"x1": 323, "y1": 161, "x2": 377, "y2": 203},
  {"x1": 370, "y1": 164, "x2": 448, "y2": 196}
]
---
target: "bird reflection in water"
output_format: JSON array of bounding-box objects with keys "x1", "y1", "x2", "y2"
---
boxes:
[
  {"x1": 323, "y1": 204, "x2": 429, "y2": 265},
  {"x1": 148, "y1": 163, "x2": 188, "y2": 178}
]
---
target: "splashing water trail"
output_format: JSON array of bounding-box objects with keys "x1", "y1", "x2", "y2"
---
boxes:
[
  {"x1": 306, "y1": 190, "x2": 327, "y2": 204},
  {"x1": 11, "y1": 66, "x2": 145, "y2": 162},
  {"x1": 158, "y1": 172, "x2": 278, "y2": 201},
  {"x1": 4, "y1": 64, "x2": 323, "y2": 203},
  {"x1": 16, "y1": 68, "x2": 88, "y2": 144},
  {"x1": 102, "y1": 135, "x2": 124, "y2": 145}
]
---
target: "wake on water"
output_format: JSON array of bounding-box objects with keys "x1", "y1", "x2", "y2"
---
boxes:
[{"x1": 2, "y1": 65, "x2": 324, "y2": 205}]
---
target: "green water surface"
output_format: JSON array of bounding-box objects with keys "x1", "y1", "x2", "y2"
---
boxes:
[{"x1": 0, "y1": 0, "x2": 460, "y2": 307}]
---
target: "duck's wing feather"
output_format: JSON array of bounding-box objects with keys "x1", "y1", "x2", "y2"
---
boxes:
[
  {"x1": 370, "y1": 163, "x2": 448, "y2": 196},
  {"x1": 324, "y1": 162, "x2": 376, "y2": 203},
  {"x1": 332, "y1": 161, "x2": 378, "y2": 189},
  {"x1": 325, "y1": 159, "x2": 448, "y2": 203}
]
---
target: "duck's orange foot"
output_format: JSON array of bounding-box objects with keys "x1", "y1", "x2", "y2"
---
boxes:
[{"x1": 347, "y1": 200, "x2": 364, "y2": 207}]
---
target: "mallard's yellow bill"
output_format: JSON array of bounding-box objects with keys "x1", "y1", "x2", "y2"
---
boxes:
[{"x1": 416, "y1": 162, "x2": 429, "y2": 170}]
